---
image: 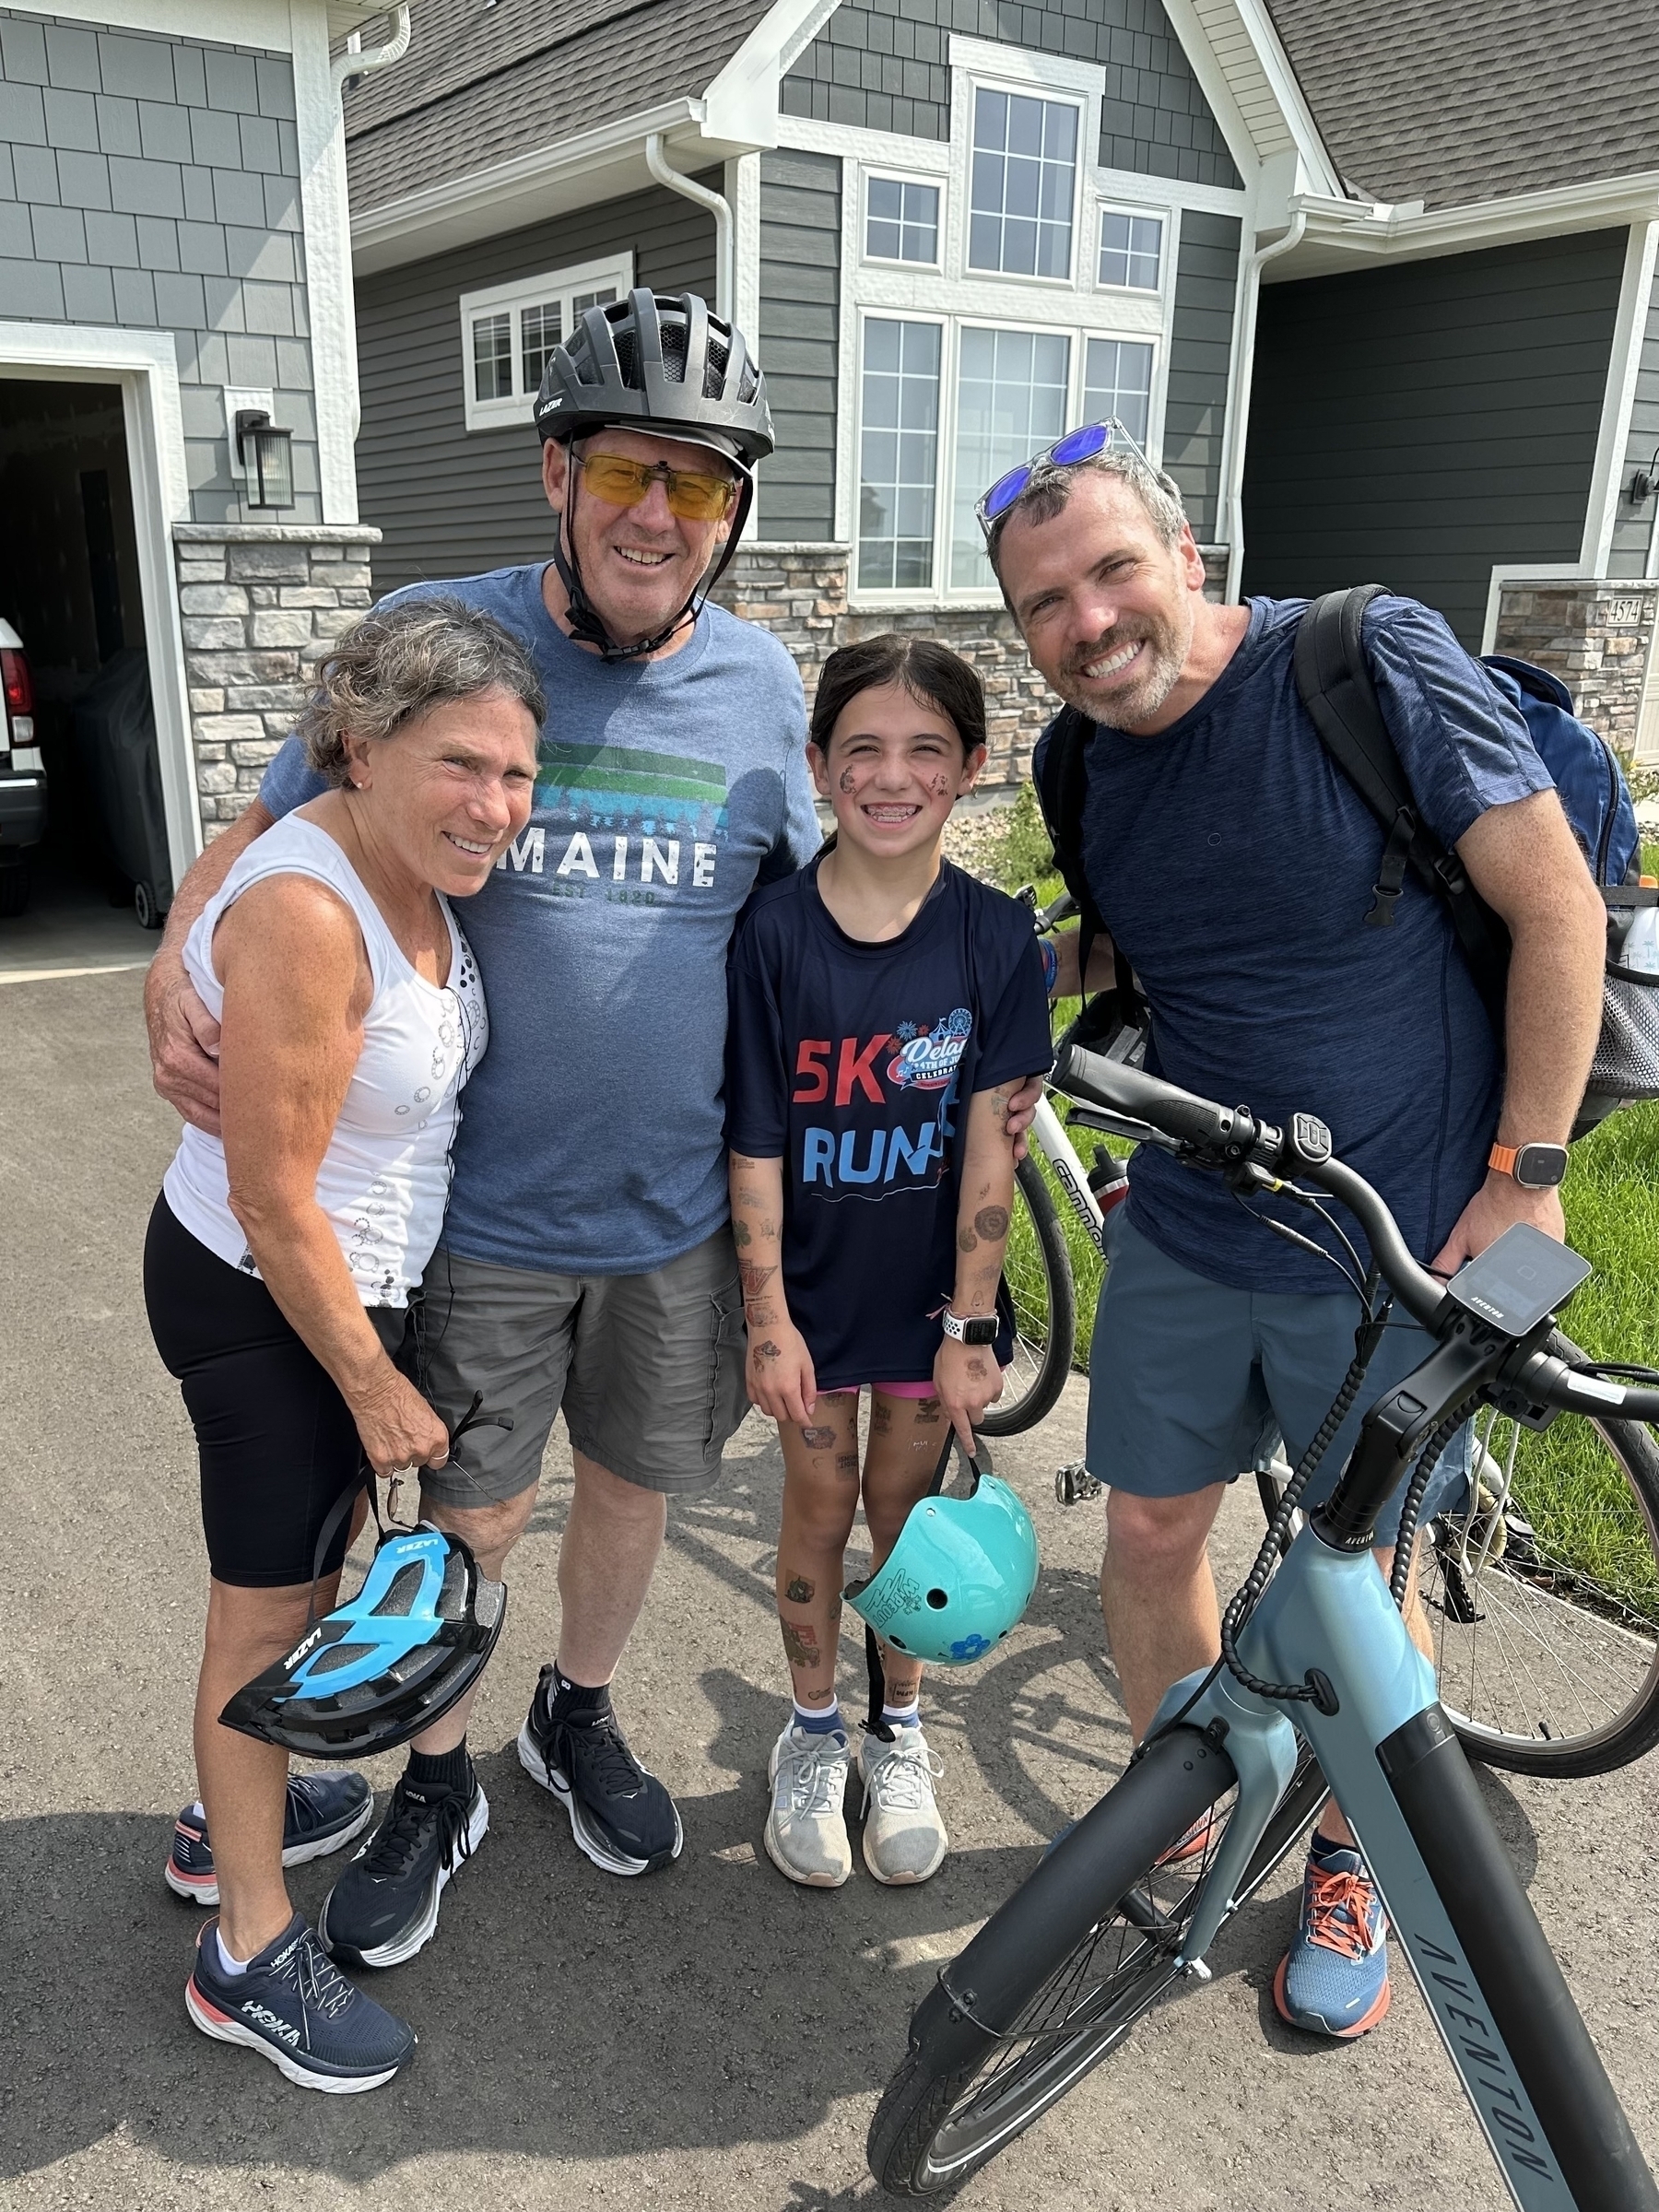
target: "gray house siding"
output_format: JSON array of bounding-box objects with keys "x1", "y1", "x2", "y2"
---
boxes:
[
  {"x1": 1241, "y1": 232, "x2": 1626, "y2": 648},
  {"x1": 0, "y1": 6, "x2": 316, "y2": 521},
  {"x1": 782, "y1": 0, "x2": 1240, "y2": 190},
  {"x1": 1162, "y1": 208, "x2": 1238, "y2": 540},
  {"x1": 756, "y1": 147, "x2": 839, "y2": 541},
  {"x1": 1609, "y1": 280, "x2": 1659, "y2": 580},
  {"x1": 353, "y1": 183, "x2": 715, "y2": 596}
]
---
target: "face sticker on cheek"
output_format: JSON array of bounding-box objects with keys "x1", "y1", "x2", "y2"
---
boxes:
[
  {"x1": 838, "y1": 767, "x2": 857, "y2": 794},
  {"x1": 926, "y1": 772, "x2": 954, "y2": 798}
]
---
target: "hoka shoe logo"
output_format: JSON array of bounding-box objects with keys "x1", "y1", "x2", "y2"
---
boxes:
[{"x1": 241, "y1": 2001, "x2": 301, "y2": 2047}]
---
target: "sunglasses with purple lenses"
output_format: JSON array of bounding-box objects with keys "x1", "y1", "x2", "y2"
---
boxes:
[{"x1": 976, "y1": 418, "x2": 1143, "y2": 533}]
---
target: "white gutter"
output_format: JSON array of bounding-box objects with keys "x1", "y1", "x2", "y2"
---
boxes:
[
  {"x1": 647, "y1": 132, "x2": 734, "y2": 320},
  {"x1": 1221, "y1": 206, "x2": 1306, "y2": 602},
  {"x1": 1284, "y1": 168, "x2": 1659, "y2": 273},
  {"x1": 331, "y1": 6, "x2": 411, "y2": 100}
]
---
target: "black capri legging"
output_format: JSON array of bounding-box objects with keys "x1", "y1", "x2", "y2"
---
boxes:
[{"x1": 144, "y1": 1194, "x2": 408, "y2": 1588}]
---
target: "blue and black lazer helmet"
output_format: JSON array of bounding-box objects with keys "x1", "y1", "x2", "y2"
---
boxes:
[{"x1": 220, "y1": 1524, "x2": 506, "y2": 1760}]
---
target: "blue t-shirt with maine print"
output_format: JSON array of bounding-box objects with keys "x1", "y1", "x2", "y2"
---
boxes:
[
  {"x1": 259, "y1": 564, "x2": 820, "y2": 1276},
  {"x1": 725, "y1": 858, "x2": 1053, "y2": 1391},
  {"x1": 1036, "y1": 593, "x2": 1553, "y2": 1296}
]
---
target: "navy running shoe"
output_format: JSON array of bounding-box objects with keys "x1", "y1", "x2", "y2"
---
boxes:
[
  {"x1": 166, "y1": 1772, "x2": 374, "y2": 1904},
  {"x1": 318, "y1": 1772, "x2": 488, "y2": 1969},
  {"x1": 1274, "y1": 1844, "x2": 1391, "y2": 2039},
  {"x1": 517, "y1": 1665, "x2": 683, "y2": 1877},
  {"x1": 185, "y1": 1913, "x2": 415, "y2": 2092}
]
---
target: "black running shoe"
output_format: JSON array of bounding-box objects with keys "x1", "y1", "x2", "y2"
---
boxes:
[
  {"x1": 317, "y1": 1772, "x2": 488, "y2": 1970},
  {"x1": 166, "y1": 1772, "x2": 374, "y2": 1905},
  {"x1": 516, "y1": 1666, "x2": 683, "y2": 1876},
  {"x1": 186, "y1": 1913, "x2": 414, "y2": 2093}
]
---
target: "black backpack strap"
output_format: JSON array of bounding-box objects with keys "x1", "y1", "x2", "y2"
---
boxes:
[
  {"x1": 1034, "y1": 704, "x2": 1120, "y2": 998},
  {"x1": 1294, "y1": 586, "x2": 1511, "y2": 1025}
]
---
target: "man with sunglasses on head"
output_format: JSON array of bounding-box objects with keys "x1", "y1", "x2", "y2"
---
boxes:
[
  {"x1": 144, "y1": 290, "x2": 823, "y2": 1960},
  {"x1": 984, "y1": 424, "x2": 1605, "y2": 2044}
]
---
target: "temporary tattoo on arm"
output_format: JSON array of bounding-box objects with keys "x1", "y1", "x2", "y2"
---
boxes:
[
  {"x1": 966, "y1": 1356, "x2": 989, "y2": 1378},
  {"x1": 781, "y1": 1620, "x2": 820, "y2": 1669},
  {"x1": 974, "y1": 1205, "x2": 1009, "y2": 1241},
  {"x1": 733, "y1": 1218, "x2": 751, "y2": 1249},
  {"x1": 801, "y1": 1424, "x2": 838, "y2": 1449},
  {"x1": 756, "y1": 1340, "x2": 782, "y2": 1361},
  {"x1": 739, "y1": 1260, "x2": 777, "y2": 1300},
  {"x1": 957, "y1": 1226, "x2": 978, "y2": 1253},
  {"x1": 785, "y1": 1575, "x2": 815, "y2": 1603}
]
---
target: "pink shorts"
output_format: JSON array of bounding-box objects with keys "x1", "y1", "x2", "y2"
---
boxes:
[{"x1": 825, "y1": 1381, "x2": 937, "y2": 1399}]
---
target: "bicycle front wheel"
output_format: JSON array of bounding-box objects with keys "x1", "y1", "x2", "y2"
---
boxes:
[
  {"x1": 867, "y1": 1734, "x2": 1324, "y2": 2197},
  {"x1": 1425, "y1": 1355, "x2": 1659, "y2": 1777},
  {"x1": 977, "y1": 1151, "x2": 1076, "y2": 1439}
]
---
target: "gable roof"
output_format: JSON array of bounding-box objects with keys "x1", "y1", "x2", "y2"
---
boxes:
[
  {"x1": 343, "y1": 0, "x2": 775, "y2": 217},
  {"x1": 1267, "y1": 0, "x2": 1659, "y2": 212}
]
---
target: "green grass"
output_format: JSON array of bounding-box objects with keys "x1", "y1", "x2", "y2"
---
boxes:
[{"x1": 988, "y1": 818, "x2": 1659, "y2": 1614}]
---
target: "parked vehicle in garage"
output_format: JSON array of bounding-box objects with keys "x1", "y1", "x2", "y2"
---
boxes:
[{"x1": 0, "y1": 618, "x2": 46, "y2": 918}]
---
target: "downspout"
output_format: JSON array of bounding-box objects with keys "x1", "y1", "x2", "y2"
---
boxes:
[
  {"x1": 328, "y1": 8, "x2": 413, "y2": 444},
  {"x1": 1221, "y1": 206, "x2": 1307, "y2": 604},
  {"x1": 646, "y1": 131, "x2": 734, "y2": 321},
  {"x1": 331, "y1": 7, "x2": 412, "y2": 100}
]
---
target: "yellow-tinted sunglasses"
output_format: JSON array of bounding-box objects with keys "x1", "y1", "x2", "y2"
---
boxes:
[{"x1": 577, "y1": 449, "x2": 738, "y2": 523}]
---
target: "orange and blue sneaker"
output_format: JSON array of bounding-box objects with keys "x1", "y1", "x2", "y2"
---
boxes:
[
  {"x1": 1273, "y1": 1840, "x2": 1391, "y2": 2039},
  {"x1": 165, "y1": 1774, "x2": 374, "y2": 1905}
]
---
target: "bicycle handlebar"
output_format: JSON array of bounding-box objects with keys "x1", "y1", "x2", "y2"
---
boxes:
[{"x1": 1051, "y1": 1035, "x2": 1659, "y2": 1424}]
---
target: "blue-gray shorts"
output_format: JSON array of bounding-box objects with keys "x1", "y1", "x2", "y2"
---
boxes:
[{"x1": 1086, "y1": 1213, "x2": 1470, "y2": 1547}]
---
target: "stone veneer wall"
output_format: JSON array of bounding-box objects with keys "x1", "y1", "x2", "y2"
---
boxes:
[
  {"x1": 1491, "y1": 578, "x2": 1658, "y2": 762},
  {"x1": 712, "y1": 542, "x2": 1230, "y2": 787},
  {"x1": 172, "y1": 522, "x2": 378, "y2": 833}
]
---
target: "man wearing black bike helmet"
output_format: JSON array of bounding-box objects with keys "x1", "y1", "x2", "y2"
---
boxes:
[{"x1": 146, "y1": 290, "x2": 822, "y2": 1962}]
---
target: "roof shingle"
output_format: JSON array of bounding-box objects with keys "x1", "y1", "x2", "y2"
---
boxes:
[{"x1": 1267, "y1": 0, "x2": 1659, "y2": 211}]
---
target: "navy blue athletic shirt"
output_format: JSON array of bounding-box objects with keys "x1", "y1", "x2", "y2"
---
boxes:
[
  {"x1": 1036, "y1": 594, "x2": 1552, "y2": 1295},
  {"x1": 725, "y1": 856, "x2": 1053, "y2": 1391}
]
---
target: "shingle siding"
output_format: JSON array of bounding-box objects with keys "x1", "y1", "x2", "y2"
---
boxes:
[
  {"x1": 1162, "y1": 209, "x2": 1239, "y2": 540},
  {"x1": 1241, "y1": 233, "x2": 1626, "y2": 649},
  {"x1": 353, "y1": 183, "x2": 717, "y2": 595},
  {"x1": 756, "y1": 148, "x2": 840, "y2": 543},
  {"x1": 0, "y1": 5, "x2": 315, "y2": 523},
  {"x1": 782, "y1": 0, "x2": 1240, "y2": 191},
  {"x1": 1608, "y1": 280, "x2": 1659, "y2": 581}
]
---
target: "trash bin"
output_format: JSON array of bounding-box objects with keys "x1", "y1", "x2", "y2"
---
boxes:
[{"x1": 71, "y1": 648, "x2": 172, "y2": 927}]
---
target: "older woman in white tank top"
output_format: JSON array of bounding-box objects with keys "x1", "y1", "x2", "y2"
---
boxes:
[{"x1": 144, "y1": 598, "x2": 540, "y2": 2089}]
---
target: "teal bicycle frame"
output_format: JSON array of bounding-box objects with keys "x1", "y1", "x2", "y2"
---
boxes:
[{"x1": 1051, "y1": 1049, "x2": 1659, "y2": 2212}]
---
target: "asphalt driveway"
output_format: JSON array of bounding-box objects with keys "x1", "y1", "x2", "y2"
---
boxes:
[{"x1": 3, "y1": 967, "x2": 1655, "y2": 2212}]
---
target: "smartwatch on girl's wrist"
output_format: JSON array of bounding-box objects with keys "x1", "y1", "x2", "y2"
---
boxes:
[{"x1": 942, "y1": 1310, "x2": 998, "y2": 1346}]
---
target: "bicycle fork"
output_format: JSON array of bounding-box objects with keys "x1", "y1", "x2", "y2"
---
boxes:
[{"x1": 1151, "y1": 1534, "x2": 1659, "y2": 2212}]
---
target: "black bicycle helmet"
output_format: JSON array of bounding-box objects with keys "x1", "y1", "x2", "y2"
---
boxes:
[
  {"x1": 220, "y1": 1524, "x2": 506, "y2": 1760},
  {"x1": 535, "y1": 288, "x2": 772, "y2": 658}
]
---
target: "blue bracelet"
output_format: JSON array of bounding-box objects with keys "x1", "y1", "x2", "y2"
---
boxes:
[{"x1": 1039, "y1": 937, "x2": 1059, "y2": 996}]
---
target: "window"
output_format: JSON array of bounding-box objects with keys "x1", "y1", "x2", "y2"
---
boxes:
[
  {"x1": 459, "y1": 254, "x2": 632, "y2": 429},
  {"x1": 858, "y1": 318, "x2": 943, "y2": 590},
  {"x1": 865, "y1": 176, "x2": 941, "y2": 265},
  {"x1": 968, "y1": 88, "x2": 1078, "y2": 279},
  {"x1": 1098, "y1": 208, "x2": 1163, "y2": 292},
  {"x1": 1082, "y1": 337, "x2": 1155, "y2": 448},
  {"x1": 950, "y1": 325, "x2": 1070, "y2": 590}
]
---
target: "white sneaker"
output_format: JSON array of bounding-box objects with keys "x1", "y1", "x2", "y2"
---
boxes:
[
  {"x1": 860, "y1": 1722, "x2": 947, "y2": 1885},
  {"x1": 764, "y1": 1721, "x2": 853, "y2": 1888}
]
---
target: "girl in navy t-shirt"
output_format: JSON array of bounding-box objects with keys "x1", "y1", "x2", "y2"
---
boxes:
[{"x1": 725, "y1": 635, "x2": 1052, "y2": 1891}]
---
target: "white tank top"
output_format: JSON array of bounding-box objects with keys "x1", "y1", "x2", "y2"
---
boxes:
[{"x1": 163, "y1": 814, "x2": 488, "y2": 1308}]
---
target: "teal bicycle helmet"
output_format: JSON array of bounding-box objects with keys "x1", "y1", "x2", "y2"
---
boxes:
[
  {"x1": 221, "y1": 1524, "x2": 506, "y2": 1760},
  {"x1": 845, "y1": 1439, "x2": 1039, "y2": 1665}
]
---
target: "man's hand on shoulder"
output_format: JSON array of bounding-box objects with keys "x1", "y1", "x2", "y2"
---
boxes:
[
  {"x1": 144, "y1": 798, "x2": 275, "y2": 1132},
  {"x1": 1431, "y1": 1173, "x2": 1565, "y2": 1278}
]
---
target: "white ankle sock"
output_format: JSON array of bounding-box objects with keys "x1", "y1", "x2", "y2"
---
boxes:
[
  {"x1": 215, "y1": 1926, "x2": 253, "y2": 1977},
  {"x1": 794, "y1": 1697, "x2": 842, "y2": 1736},
  {"x1": 882, "y1": 1700, "x2": 920, "y2": 1731}
]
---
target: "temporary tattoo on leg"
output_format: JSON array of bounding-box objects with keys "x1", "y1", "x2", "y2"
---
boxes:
[
  {"x1": 785, "y1": 1575, "x2": 815, "y2": 1603},
  {"x1": 801, "y1": 1424, "x2": 837, "y2": 1449},
  {"x1": 974, "y1": 1205, "x2": 1009, "y2": 1241},
  {"x1": 872, "y1": 1400, "x2": 892, "y2": 1435},
  {"x1": 835, "y1": 1452, "x2": 860, "y2": 1478},
  {"x1": 781, "y1": 1620, "x2": 819, "y2": 1669},
  {"x1": 915, "y1": 1396, "x2": 942, "y2": 1422}
]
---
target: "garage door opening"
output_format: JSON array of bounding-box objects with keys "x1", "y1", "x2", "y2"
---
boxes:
[{"x1": 0, "y1": 376, "x2": 173, "y2": 947}]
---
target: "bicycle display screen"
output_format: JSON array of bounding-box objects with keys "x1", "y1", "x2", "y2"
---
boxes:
[{"x1": 1444, "y1": 1223, "x2": 1592, "y2": 1338}]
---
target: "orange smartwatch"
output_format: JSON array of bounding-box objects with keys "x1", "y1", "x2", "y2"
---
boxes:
[{"x1": 1488, "y1": 1141, "x2": 1569, "y2": 1189}]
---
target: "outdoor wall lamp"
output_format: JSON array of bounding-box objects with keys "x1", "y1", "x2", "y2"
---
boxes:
[
  {"x1": 1629, "y1": 446, "x2": 1659, "y2": 506},
  {"x1": 234, "y1": 409, "x2": 295, "y2": 511}
]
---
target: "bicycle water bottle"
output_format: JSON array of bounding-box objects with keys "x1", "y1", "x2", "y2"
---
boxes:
[{"x1": 1624, "y1": 875, "x2": 1659, "y2": 975}]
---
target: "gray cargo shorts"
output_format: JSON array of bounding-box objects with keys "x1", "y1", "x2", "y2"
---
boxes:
[{"x1": 409, "y1": 1228, "x2": 748, "y2": 1505}]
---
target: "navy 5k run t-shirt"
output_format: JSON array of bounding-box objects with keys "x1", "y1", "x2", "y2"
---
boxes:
[{"x1": 725, "y1": 857, "x2": 1053, "y2": 1392}]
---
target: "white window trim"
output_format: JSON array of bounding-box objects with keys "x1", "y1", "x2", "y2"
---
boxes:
[
  {"x1": 458, "y1": 252, "x2": 633, "y2": 432},
  {"x1": 849, "y1": 302, "x2": 1165, "y2": 611},
  {"x1": 1095, "y1": 200, "x2": 1167, "y2": 295},
  {"x1": 861, "y1": 166, "x2": 946, "y2": 271},
  {"x1": 954, "y1": 65, "x2": 1090, "y2": 292}
]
